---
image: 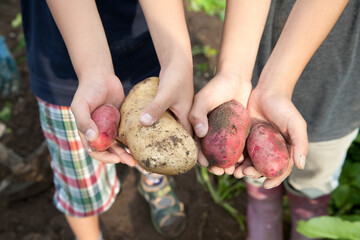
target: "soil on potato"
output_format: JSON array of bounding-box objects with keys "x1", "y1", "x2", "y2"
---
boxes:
[{"x1": 0, "y1": 1, "x2": 250, "y2": 239}]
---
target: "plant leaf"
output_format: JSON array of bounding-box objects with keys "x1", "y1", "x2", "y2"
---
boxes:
[
  {"x1": 332, "y1": 184, "x2": 351, "y2": 209},
  {"x1": 297, "y1": 216, "x2": 360, "y2": 239}
]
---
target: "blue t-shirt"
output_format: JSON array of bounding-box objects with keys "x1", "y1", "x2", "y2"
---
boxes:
[{"x1": 20, "y1": 0, "x2": 160, "y2": 106}]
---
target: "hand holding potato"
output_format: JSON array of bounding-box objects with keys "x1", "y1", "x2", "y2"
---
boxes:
[
  {"x1": 189, "y1": 72, "x2": 252, "y2": 175},
  {"x1": 71, "y1": 72, "x2": 136, "y2": 166},
  {"x1": 139, "y1": 60, "x2": 194, "y2": 135},
  {"x1": 118, "y1": 77, "x2": 197, "y2": 175},
  {"x1": 236, "y1": 85, "x2": 308, "y2": 189}
]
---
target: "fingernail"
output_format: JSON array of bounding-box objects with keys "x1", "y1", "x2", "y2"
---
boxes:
[
  {"x1": 140, "y1": 113, "x2": 153, "y2": 125},
  {"x1": 195, "y1": 123, "x2": 206, "y2": 137},
  {"x1": 85, "y1": 129, "x2": 96, "y2": 141},
  {"x1": 299, "y1": 154, "x2": 306, "y2": 170},
  {"x1": 263, "y1": 182, "x2": 274, "y2": 189}
]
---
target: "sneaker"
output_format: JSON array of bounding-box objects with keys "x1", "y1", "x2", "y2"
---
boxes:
[{"x1": 138, "y1": 175, "x2": 186, "y2": 238}]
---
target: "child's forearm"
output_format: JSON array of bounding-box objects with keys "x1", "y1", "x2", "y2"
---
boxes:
[
  {"x1": 258, "y1": 0, "x2": 349, "y2": 97},
  {"x1": 216, "y1": 0, "x2": 271, "y2": 81},
  {"x1": 139, "y1": 0, "x2": 192, "y2": 72},
  {"x1": 46, "y1": 0, "x2": 114, "y2": 80}
]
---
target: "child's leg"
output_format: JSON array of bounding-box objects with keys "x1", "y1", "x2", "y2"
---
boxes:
[
  {"x1": 66, "y1": 215, "x2": 101, "y2": 240},
  {"x1": 136, "y1": 166, "x2": 186, "y2": 238},
  {"x1": 37, "y1": 99, "x2": 120, "y2": 240},
  {"x1": 285, "y1": 128, "x2": 359, "y2": 240},
  {"x1": 245, "y1": 179, "x2": 284, "y2": 240}
]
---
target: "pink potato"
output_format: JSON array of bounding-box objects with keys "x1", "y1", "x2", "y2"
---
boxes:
[
  {"x1": 88, "y1": 104, "x2": 120, "y2": 151},
  {"x1": 246, "y1": 120, "x2": 290, "y2": 179},
  {"x1": 201, "y1": 100, "x2": 251, "y2": 168}
]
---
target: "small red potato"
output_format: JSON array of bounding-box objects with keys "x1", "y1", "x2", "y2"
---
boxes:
[
  {"x1": 88, "y1": 104, "x2": 120, "y2": 151},
  {"x1": 246, "y1": 120, "x2": 290, "y2": 179},
  {"x1": 201, "y1": 100, "x2": 251, "y2": 168}
]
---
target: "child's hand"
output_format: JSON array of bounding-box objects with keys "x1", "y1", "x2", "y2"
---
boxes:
[
  {"x1": 240, "y1": 85, "x2": 308, "y2": 188},
  {"x1": 189, "y1": 72, "x2": 252, "y2": 175},
  {"x1": 71, "y1": 72, "x2": 136, "y2": 166},
  {"x1": 139, "y1": 59, "x2": 194, "y2": 135}
]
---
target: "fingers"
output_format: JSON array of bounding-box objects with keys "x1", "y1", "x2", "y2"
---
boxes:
[
  {"x1": 234, "y1": 157, "x2": 253, "y2": 179},
  {"x1": 86, "y1": 142, "x2": 136, "y2": 166},
  {"x1": 208, "y1": 165, "x2": 225, "y2": 176},
  {"x1": 108, "y1": 145, "x2": 137, "y2": 167},
  {"x1": 139, "y1": 89, "x2": 171, "y2": 126},
  {"x1": 189, "y1": 93, "x2": 212, "y2": 138},
  {"x1": 197, "y1": 141, "x2": 209, "y2": 167},
  {"x1": 288, "y1": 113, "x2": 309, "y2": 170},
  {"x1": 71, "y1": 97, "x2": 98, "y2": 142},
  {"x1": 224, "y1": 165, "x2": 236, "y2": 175},
  {"x1": 263, "y1": 156, "x2": 294, "y2": 189}
]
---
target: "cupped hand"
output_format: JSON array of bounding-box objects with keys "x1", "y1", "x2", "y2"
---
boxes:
[
  {"x1": 71, "y1": 72, "x2": 136, "y2": 166},
  {"x1": 189, "y1": 72, "x2": 252, "y2": 175},
  {"x1": 237, "y1": 85, "x2": 308, "y2": 188}
]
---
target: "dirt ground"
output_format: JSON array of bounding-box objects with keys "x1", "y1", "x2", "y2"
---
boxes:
[{"x1": 0, "y1": 1, "x2": 249, "y2": 239}]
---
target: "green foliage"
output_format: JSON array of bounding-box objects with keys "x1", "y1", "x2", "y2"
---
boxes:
[
  {"x1": 0, "y1": 101, "x2": 12, "y2": 123},
  {"x1": 297, "y1": 216, "x2": 360, "y2": 240},
  {"x1": 187, "y1": 0, "x2": 226, "y2": 21},
  {"x1": 297, "y1": 133, "x2": 360, "y2": 238},
  {"x1": 330, "y1": 133, "x2": 360, "y2": 216},
  {"x1": 195, "y1": 165, "x2": 246, "y2": 230},
  {"x1": 195, "y1": 62, "x2": 208, "y2": 76},
  {"x1": 192, "y1": 45, "x2": 219, "y2": 58},
  {"x1": 192, "y1": 45, "x2": 219, "y2": 76}
]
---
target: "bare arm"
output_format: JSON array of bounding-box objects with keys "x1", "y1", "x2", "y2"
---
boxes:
[
  {"x1": 257, "y1": 0, "x2": 349, "y2": 97},
  {"x1": 46, "y1": 0, "x2": 134, "y2": 166},
  {"x1": 246, "y1": 0, "x2": 349, "y2": 188},
  {"x1": 189, "y1": 0, "x2": 271, "y2": 174},
  {"x1": 46, "y1": 0, "x2": 113, "y2": 79},
  {"x1": 139, "y1": 0, "x2": 194, "y2": 133}
]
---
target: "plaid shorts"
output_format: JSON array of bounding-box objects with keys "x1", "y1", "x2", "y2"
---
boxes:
[{"x1": 37, "y1": 98, "x2": 120, "y2": 217}]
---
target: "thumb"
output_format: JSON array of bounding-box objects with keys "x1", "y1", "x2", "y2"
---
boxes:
[
  {"x1": 287, "y1": 114, "x2": 309, "y2": 170},
  {"x1": 70, "y1": 101, "x2": 99, "y2": 141},
  {"x1": 139, "y1": 93, "x2": 170, "y2": 126},
  {"x1": 188, "y1": 95, "x2": 211, "y2": 138}
]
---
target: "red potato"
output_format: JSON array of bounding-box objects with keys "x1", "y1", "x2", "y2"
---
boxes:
[
  {"x1": 246, "y1": 120, "x2": 290, "y2": 179},
  {"x1": 88, "y1": 104, "x2": 120, "y2": 151},
  {"x1": 201, "y1": 100, "x2": 251, "y2": 168}
]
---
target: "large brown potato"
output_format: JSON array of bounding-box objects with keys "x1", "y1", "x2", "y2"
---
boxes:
[{"x1": 117, "y1": 77, "x2": 198, "y2": 175}]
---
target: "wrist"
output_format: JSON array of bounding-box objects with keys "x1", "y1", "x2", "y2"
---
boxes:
[
  {"x1": 77, "y1": 63, "x2": 114, "y2": 82},
  {"x1": 256, "y1": 64, "x2": 297, "y2": 99},
  {"x1": 160, "y1": 51, "x2": 193, "y2": 78}
]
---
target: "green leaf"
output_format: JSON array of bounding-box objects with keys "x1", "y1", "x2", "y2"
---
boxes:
[
  {"x1": 339, "y1": 215, "x2": 360, "y2": 222},
  {"x1": 353, "y1": 133, "x2": 360, "y2": 144},
  {"x1": 297, "y1": 216, "x2": 360, "y2": 239},
  {"x1": 11, "y1": 13, "x2": 22, "y2": 28},
  {"x1": 0, "y1": 102, "x2": 12, "y2": 123},
  {"x1": 332, "y1": 184, "x2": 351, "y2": 209}
]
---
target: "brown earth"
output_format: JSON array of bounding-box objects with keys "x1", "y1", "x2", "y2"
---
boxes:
[{"x1": 0, "y1": 1, "x2": 250, "y2": 239}]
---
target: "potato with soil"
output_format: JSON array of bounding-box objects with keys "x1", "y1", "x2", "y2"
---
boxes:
[
  {"x1": 246, "y1": 120, "x2": 290, "y2": 179},
  {"x1": 117, "y1": 77, "x2": 198, "y2": 175},
  {"x1": 88, "y1": 104, "x2": 120, "y2": 151},
  {"x1": 201, "y1": 100, "x2": 251, "y2": 168}
]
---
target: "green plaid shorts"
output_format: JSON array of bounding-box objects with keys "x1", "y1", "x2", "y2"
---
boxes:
[{"x1": 37, "y1": 98, "x2": 120, "y2": 217}]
